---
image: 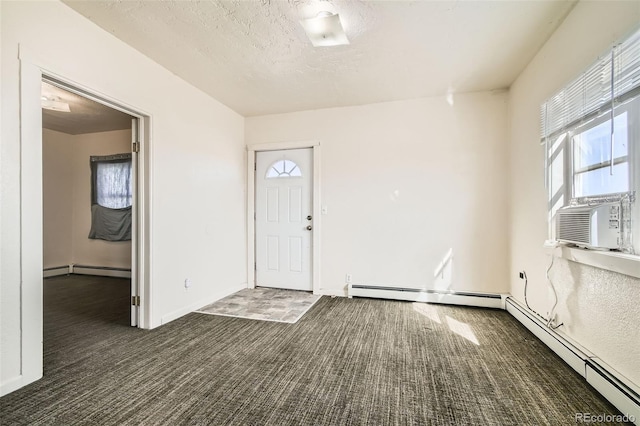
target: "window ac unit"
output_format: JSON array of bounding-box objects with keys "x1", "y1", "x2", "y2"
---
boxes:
[{"x1": 556, "y1": 203, "x2": 621, "y2": 250}]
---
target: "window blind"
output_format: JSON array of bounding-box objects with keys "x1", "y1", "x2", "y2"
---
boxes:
[
  {"x1": 540, "y1": 27, "x2": 640, "y2": 142},
  {"x1": 614, "y1": 28, "x2": 640, "y2": 100}
]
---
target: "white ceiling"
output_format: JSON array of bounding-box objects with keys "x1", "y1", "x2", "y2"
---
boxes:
[
  {"x1": 63, "y1": 0, "x2": 576, "y2": 117},
  {"x1": 42, "y1": 82, "x2": 133, "y2": 135}
]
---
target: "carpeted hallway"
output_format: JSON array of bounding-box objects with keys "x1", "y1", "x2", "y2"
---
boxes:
[{"x1": 0, "y1": 275, "x2": 627, "y2": 425}]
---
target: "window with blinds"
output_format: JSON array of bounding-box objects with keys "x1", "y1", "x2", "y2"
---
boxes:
[
  {"x1": 542, "y1": 27, "x2": 639, "y2": 254},
  {"x1": 540, "y1": 28, "x2": 640, "y2": 142}
]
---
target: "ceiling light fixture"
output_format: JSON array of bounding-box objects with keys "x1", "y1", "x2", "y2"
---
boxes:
[
  {"x1": 41, "y1": 96, "x2": 71, "y2": 112},
  {"x1": 300, "y1": 11, "x2": 349, "y2": 47}
]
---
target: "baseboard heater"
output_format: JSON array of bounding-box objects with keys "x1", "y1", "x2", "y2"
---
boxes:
[
  {"x1": 348, "y1": 284, "x2": 505, "y2": 309},
  {"x1": 43, "y1": 265, "x2": 71, "y2": 278},
  {"x1": 506, "y1": 297, "x2": 639, "y2": 423},
  {"x1": 44, "y1": 264, "x2": 131, "y2": 279}
]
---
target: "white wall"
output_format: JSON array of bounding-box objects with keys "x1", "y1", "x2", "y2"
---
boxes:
[
  {"x1": 42, "y1": 129, "x2": 74, "y2": 269},
  {"x1": 246, "y1": 93, "x2": 509, "y2": 297},
  {"x1": 43, "y1": 129, "x2": 133, "y2": 270},
  {"x1": 508, "y1": 1, "x2": 640, "y2": 386},
  {"x1": 1, "y1": 1, "x2": 246, "y2": 395}
]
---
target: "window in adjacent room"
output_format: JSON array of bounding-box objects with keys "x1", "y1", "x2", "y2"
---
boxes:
[{"x1": 89, "y1": 153, "x2": 133, "y2": 241}]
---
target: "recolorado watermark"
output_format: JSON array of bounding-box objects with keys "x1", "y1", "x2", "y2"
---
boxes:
[{"x1": 575, "y1": 412, "x2": 635, "y2": 423}]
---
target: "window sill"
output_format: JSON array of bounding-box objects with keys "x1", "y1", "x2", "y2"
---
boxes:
[{"x1": 545, "y1": 244, "x2": 640, "y2": 279}]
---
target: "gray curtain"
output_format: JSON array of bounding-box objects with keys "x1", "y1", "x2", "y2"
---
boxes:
[{"x1": 88, "y1": 204, "x2": 132, "y2": 241}]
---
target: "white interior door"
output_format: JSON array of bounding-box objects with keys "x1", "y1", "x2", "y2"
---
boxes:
[
  {"x1": 130, "y1": 118, "x2": 139, "y2": 326},
  {"x1": 255, "y1": 148, "x2": 313, "y2": 291}
]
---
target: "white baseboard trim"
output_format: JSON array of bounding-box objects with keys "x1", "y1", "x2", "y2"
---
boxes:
[
  {"x1": 72, "y1": 265, "x2": 131, "y2": 279},
  {"x1": 0, "y1": 375, "x2": 26, "y2": 397},
  {"x1": 506, "y1": 297, "x2": 639, "y2": 424},
  {"x1": 43, "y1": 265, "x2": 131, "y2": 279},
  {"x1": 43, "y1": 265, "x2": 71, "y2": 278},
  {"x1": 586, "y1": 361, "x2": 640, "y2": 424},
  {"x1": 0, "y1": 372, "x2": 42, "y2": 397},
  {"x1": 347, "y1": 284, "x2": 506, "y2": 309},
  {"x1": 160, "y1": 283, "x2": 246, "y2": 326},
  {"x1": 315, "y1": 288, "x2": 348, "y2": 298}
]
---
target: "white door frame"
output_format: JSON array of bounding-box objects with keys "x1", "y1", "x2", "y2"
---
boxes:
[
  {"x1": 18, "y1": 48, "x2": 152, "y2": 347},
  {"x1": 247, "y1": 141, "x2": 321, "y2": 294},
  {"x1": 37, "y1": 77, "x2": 150, "y2": 328}
]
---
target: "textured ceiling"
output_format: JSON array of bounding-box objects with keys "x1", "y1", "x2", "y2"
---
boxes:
[
  {"x1": 63, "y1": 0, "x2": 576, "y2": 117},
  {"x1": 42, "y1": 82, "x2": 132, "y2": 135}
]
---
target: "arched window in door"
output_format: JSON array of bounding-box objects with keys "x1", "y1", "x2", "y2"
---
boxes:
[{"x1": 265, "y1": 159, "x2": 302, "y2": 178}]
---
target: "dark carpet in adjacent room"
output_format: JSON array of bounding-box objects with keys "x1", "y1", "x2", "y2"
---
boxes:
[{"x1": 0, "y1": 275, "x2": 627, "y2": 425}]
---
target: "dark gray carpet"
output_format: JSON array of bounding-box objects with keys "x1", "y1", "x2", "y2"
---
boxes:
[{"x1": 0, "y1": 275, "x2": 628, "y2": 425}]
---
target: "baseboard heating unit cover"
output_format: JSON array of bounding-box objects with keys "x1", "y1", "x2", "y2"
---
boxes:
[
  {"x1": 506, "y1": 297, "x2": 639, "y2": 423},
  {"x1": 43, "y1": 265, "x2": 71, "y2": 278},
  {"x1": 348, "y1": 284, "x2": 505, "y2": 309},
  {"x1": 72, "y1": 265, "x2": 131, "y2": 279}
]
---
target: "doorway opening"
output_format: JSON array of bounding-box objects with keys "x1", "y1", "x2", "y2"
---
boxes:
[
  {"x1": 14, "y1": 57, "x2": 150, "y2": 392},
  {"x1": 41, "y1": 78, "x2": 141, "y2": 328}
]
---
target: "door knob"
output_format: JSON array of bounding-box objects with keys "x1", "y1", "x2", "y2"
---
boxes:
[
  {"x1": 306, "y1": 225, "x2": 312, "y2": 231},
  {"x1": 307, "y1": 215, "x2": 312, "y2": 220}
]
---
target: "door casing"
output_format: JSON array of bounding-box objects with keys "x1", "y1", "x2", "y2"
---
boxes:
[
  {"x1": 39, "y1": 76, "x2": 147, "y2": 328},
  {"x1": 18, "y1": 47, "x2": 152, "y2": 330},
  {"x1": 7, "y1": 45, "x2": 152, "y2": 397},
  {"x1": 247, "y1": 141, "x2": 322, "y2": 294}
]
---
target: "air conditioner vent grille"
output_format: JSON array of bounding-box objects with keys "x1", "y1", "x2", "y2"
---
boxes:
[{"x1": 558, "y1": 212, "x2": 591, "y2": 243}]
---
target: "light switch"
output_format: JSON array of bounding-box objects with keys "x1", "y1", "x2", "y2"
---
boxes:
[{"x1": 321, "y1": 205, "x2": 328, "y2": 215}]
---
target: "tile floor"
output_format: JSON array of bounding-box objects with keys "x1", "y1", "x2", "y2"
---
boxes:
[{"x1": 196, "y1": 287, "x2": 321, "y2": 323}]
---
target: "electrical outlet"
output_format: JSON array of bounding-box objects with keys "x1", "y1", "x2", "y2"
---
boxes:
[
  {"x1": 184, "y1": 278, "x2": 192, "y2": 288},
  {"x1": 519, "y1": 272, "x2": 524, "y2": 279},
  {"x1": 345, "y1": 274, "x2": 352, "y2": 283}
]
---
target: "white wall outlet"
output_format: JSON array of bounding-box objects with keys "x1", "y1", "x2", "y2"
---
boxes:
[
  {"x1": 345, "y1": 274, "x2": 352, "y2": 283},
  {"x1": 184, "y1": 278, "x2": 192, "y2": 288},
  {"x1": 322, "y1": 205, "x2": 328, "y2": 215}
]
